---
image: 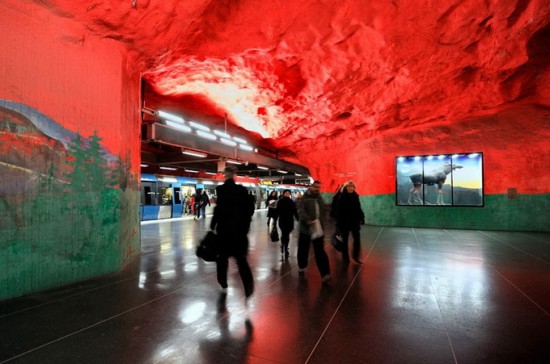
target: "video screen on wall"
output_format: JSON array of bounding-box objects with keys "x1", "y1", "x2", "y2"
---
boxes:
[{"x1": 396, "y1": 153, "x2": 483, "y2": 206}]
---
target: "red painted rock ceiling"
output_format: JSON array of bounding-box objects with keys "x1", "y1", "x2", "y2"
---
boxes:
[{"x1": 13, "y1": 0, "x2": 550, "y2": 191}]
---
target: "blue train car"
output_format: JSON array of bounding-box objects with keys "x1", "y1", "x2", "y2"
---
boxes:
[{"x1": 140, "y1": 174, "x2": 199, "y2": 221}]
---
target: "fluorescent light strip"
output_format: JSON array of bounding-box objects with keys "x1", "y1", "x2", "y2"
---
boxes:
[
  {"x1": 227, "y1": 160, "x2": 242, "y2": 165},
  {"x1": 214, "y1": 130, "x2": 231, "y2": 138},
  {"x1": 196, "y1": 130, "x2": 217, "y2": 140},
  {"x1": 295, "y1": 173, "x2": 302, "y2": 176},
  {"x1": 257, "y1": 165, "x2": 268, "y2": 170},
  {"x1": 182, "y1": 150, "x2": 207, "y2": 158},
  {"x1": 233, "y1": 137, "x2": 247, "y2": 144},
  {"x1": 205, "y1": 171, "x2": 217, "y2": 175},
  {"x1": 158, "y1": 111, "x2": 184, "y2": 123},
  {"x1": 239, "y1": 144, "x2": 253, "y2": 151},
  {"x1": 158, "y1": 177, "x2": 177, "y2": 182},
  {"x1": 159, "y1": 166, "x2": 177, "y2": 171},
  {"x1": 165, "y1": 120, "x2": 192, "y2": 132},
  {"x1": 220, "y1": 138, "x2": 237, "y2": 146},
  {"x1": 140, "y1": 164, "x2": 149, "y2": 168},
  {"x1": 185, "y1": 169, "x2": 199, "y2": 173},
  {"x1": 277, "y1": 170, "x2": 288, "y2": 174},
  {"x1": 189, "y1": 121, "x2": 210, "y2": 131}
]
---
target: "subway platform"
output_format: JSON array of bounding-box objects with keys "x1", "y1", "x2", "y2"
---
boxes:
[{"x1": 1, "y1": 210, "x2": 549, "y2": 363}]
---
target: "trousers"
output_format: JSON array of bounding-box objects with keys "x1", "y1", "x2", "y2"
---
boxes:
[
  {"x1": 297, "y1": 233, "x2": 330, "y2": 277},
  {"x1": 216, "y1": 253, "x2": 254, "y2": 298}
]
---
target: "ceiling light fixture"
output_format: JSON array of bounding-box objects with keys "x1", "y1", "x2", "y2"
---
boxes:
[
  {"x1": 185, "y1": 169, "x2": 199, "y2": 173},
  {"x1": 157, "y1": 110, "x2": 184, "y2": 123},
  {"x1": 159, "y1": 166, "x2": 177, "y2": 171},
  {"x1": 257, "y1": 165, "x2": 268, "y2": 170},
  {"x1": 140, "y1": 164, "x2": 149, "y2": 168},
  {"x1": 239, "y1": 144, "x2": 253, "y2": 151},
  {"x1": 189, "y1": 121, "x2": 211, "y2": 131},
  {"x1": 227, "y1": 160, "x2": 242, "y2": 165},
  {"x1": 182, "y1": 149, "x2": 207, "y2": 158},
  {"x1": 233, "y1": 136, "x2": 247, "y2": 144},
  {"x1": 165, "y1": 120, "x2": 192, "y2": 132},
  {"x1": 277, "y1": 170, "x2": 288, "y2": 174},
  {"x1": 220, "y1": 138, "x2": 237, "y2": 146},
  {"x1": 213, "y1": 130, "x2": 231, "y2": 138},
  {"x1": 196, "y1": 130, "x2": 217, "y2": 140}
]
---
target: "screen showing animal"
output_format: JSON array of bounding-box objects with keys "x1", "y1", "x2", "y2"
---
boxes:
[{"x1": 396, "y1": 153, "x2": 483, "y2": 206}]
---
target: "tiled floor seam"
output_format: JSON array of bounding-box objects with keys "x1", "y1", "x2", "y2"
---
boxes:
[
  {"x1": 413, "y1": 228, "x2": 459, "y2": 364},
  {"x1": 304, "y1": 227, "x2": 384, "y2": 364}
]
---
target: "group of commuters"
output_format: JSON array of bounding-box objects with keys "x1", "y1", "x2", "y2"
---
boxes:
[
  {"x1": 183, "y1": 191, "x2": 211, "y2": 219},
  {"x1": 210, "y1": 165, "x2": 365, "y2": 301}
]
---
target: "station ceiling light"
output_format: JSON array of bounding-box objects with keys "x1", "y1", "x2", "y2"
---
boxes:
[{"x1": 182, "y1": 149, "x2": 207, "y2": 158}]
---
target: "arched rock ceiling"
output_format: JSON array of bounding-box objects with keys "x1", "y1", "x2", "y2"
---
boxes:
[{"x1": 36, "y1": 0, "x2": 550, "y2": 160}]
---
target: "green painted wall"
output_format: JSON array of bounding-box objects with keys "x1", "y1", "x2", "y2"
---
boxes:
[
  {"x1": 0, "y1": 189, "x2": 140, "y2": 301},
  {"x1": 353, "y1": 193, "x2": 550, "y2": 232}
]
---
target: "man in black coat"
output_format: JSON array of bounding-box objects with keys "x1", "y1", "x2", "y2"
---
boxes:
[
  {"x1": 331, "y1": 181, "x2": 365, "y2": 263},
  {"x1": 210, "y1": 165, "x2": 255, "y2": 298},
  {"x1": 276, "y1": 189, "x2": 298, "y2": 258}
]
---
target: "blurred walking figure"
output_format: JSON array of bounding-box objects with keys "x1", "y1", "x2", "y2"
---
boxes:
[
  {"x1": 266, "y1": 191, "x2": 279, "y2": 228},
  {"x1": 276, "y1": 189, "x2": 298, "y2": 259},
  {"x1": 296, "y1": 180, "x2": 331, "y2": 283},
  {"x1": 210, "y1": 165, "x2": 256, "y2": 299},
  {"x1": 198, "y1": 190, "x2": 210, "y2": 219},
  {"x1": 331, "y1": 181, "x2": 365, "y2": 264}
]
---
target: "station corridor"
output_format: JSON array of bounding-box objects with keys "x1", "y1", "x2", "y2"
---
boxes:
[{"x1": 1, "y1": 210, "x2": 549, "y2": 363}]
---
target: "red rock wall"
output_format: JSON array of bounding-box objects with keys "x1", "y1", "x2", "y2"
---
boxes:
[
  {"x1": 0, "y1": 1, "x2": 142, "y2": 300},
  {"x1": 0, "y1": 1, "x2": 141, "y2": 169},
  {"x1": 300, "y1": 104, "x2": 550, "y2": 195}
]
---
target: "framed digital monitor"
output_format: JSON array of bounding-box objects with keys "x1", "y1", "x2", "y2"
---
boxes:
[{"x1": 396, "y1": 153, "x2": 483, "y2": 207}]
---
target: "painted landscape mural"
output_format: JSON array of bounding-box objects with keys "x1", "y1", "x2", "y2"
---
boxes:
[{"x1": 0, "y1": 99, "x2": 140, "y2": 300}]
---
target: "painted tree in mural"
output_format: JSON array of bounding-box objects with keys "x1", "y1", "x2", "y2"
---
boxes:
[
  {"x1": 64, "y1": 131, "x2": 114, "y2": 191},
  {"x1": 57, "y1": 131, "x2": 120, "y2": 261}
]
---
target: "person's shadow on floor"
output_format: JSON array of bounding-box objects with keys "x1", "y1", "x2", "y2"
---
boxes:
[{"x1": 198, "y1": 292, "x2": 254, "y2": 363}]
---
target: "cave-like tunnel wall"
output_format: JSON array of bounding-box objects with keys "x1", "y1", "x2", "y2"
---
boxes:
[
  {"x1": 1, "y1": 1, "x2": 549, "y2": 301},
  {"x1": 311, "y1": 105, "x2": 550, "y2": 232},
  {"x1": 0, "y1": 3, "x2": 141, "y2": 300}
]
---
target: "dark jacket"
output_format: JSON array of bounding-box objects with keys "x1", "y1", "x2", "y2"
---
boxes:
[
  {"x1": 332, "y1": 191, "x2": 364, "y2": 231},
  {"x1": 266, "y1": 194, "x2": 279, "y2": 218},
  {"x1": 211, "y1": 179, "x2": 255, "y2": 254},
  {"x1": 277, "y1": 196, "x2": 298, "y2": 231},
  {"x1": 200, "y1": 192, "x2": 210, "y2": 207},
  {"x1": 297, "y1": 189, "x2": 327, "y2": 235}
]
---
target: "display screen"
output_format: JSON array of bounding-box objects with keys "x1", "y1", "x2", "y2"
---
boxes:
[{"x1": 396, "y1": 153, "x2": 483, "y2": 206}]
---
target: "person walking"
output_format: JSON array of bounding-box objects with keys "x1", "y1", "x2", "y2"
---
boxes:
[
  {"x1": 296, "y1": 180, "x2": 331, "y2": 283},
  {"x1": 199, "y1": 190, "x2": 210, "y2": 218},
  {"x1": 331, "y1": 181, "x2": 365, "y2": 264},
  {"x1": 276, "y1": 189, "x2": 298, "y2": 259},
  {"x1": 194, "y1": 190, "x2": 203, "y2": 220},
  {"x1": 266, "y1": 191, "x2": 279, "y2": 228},
  {"x1": 210, "y1": 165, "x2": 256, "y2": 299}
]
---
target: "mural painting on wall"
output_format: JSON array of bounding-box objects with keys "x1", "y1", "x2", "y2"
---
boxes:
[
  {"x1": 395, "y1": 153, "x2": 483, "y2": 206},
  {"x1": 0, "y1": 99, "x2": 138, "y2": 277}
]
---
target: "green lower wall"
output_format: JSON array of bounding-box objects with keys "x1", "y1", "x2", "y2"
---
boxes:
[
  {"x1": 355, "y1": 193, "x2": 550, "y2": 232},
  {"x1": 0, "y1": 189, "x2": 140, "y2": 301}
]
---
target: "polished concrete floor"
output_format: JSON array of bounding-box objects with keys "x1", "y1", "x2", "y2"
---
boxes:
[{"x1": 1, "y1": 210, "x2": 549, "y2": 364}]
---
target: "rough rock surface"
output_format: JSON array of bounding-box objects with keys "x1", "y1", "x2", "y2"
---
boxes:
[{"x1": 20, "y1": 0, "x2": 550, "y2": 191}]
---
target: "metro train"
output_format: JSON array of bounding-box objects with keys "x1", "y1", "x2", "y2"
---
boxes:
[{"x1": 140, "y1": 173, "x2": 308, "y2": 221}]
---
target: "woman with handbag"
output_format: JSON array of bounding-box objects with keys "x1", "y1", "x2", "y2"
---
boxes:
[
  {"x1": 266, "y1": 191, "x2": 279, "y2": 228},
  {"x1": 331, "y1": 181, "x2": 365, "y2": 264}
]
